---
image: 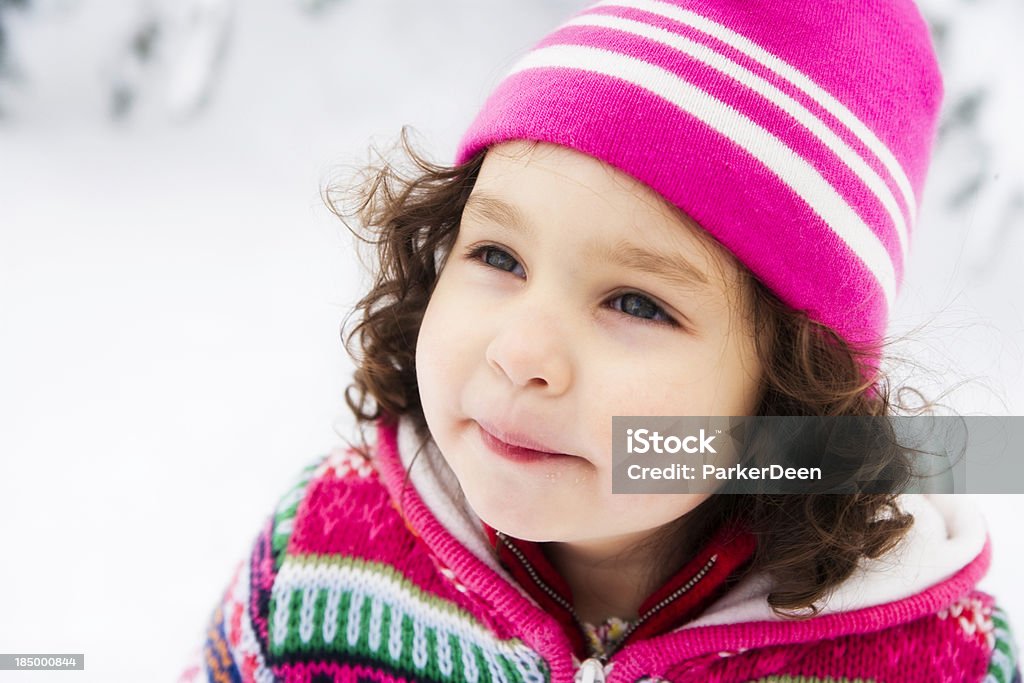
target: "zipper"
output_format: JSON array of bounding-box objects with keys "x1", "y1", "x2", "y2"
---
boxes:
[
  {"x1": 495, "y1": 531, "x2": 581, "y2": 619},
  {"x1": 496, "y1": 532, "x2": 720, "y2": 679},
  {"x1": 496, "y1": 533, "x2": 611, "y2": 680},
  {"x1": 604, "y1": 553, "x2": 718, "y2": 657}
]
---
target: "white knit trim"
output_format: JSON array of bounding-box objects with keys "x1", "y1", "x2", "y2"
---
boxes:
[
  {"x1": 271, "y1": 554, "x2": 547, "y2": 682},
  {"x1": 561, "y1": 11, "x2": 910, "y2": 260},
  {"x1": 589, "y1": 0, "x2": 919, "y2": 227},
  {"x1": 274, "y1": 558, "x2": 510, "y2": 649}
]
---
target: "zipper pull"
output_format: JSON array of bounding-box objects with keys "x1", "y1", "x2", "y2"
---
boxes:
[{"x1": 574, "y1": 657, "x2": 609, "y2": 683}]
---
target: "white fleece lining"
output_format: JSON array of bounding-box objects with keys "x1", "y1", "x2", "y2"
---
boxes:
[
  {"x1": 396, "y1": 417, "x2": 520, "y2": 583},
  {"x1": 681, "y1": 493, "x2": 989, "y2": 628}
]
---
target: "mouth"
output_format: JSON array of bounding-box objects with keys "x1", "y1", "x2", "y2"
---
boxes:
[{"x1": 474, "y1": 421, "x2": 576, "y2": 464}]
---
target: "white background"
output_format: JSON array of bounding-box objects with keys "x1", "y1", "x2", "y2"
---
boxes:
[{"x1": 0, "y1": 1, "x2": 1021, "y2": 680}]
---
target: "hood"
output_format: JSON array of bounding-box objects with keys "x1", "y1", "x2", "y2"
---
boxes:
[
  {"x1": 379, "y1": 416, "x2": 991, "y2": 676},
  {"x1": 677, "y1": 493, "x2": 988, "y2": 628}
]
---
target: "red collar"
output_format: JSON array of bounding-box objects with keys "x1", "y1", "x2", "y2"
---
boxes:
[{"x1": 481, "y1": 519, "x2": 756, "y2": 661}]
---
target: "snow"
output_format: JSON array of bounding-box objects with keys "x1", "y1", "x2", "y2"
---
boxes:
[{"x1": 0, "y1": 1, "x2": 1021, "y2": 679}]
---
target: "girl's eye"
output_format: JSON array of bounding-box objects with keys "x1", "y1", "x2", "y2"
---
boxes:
[
  {"x1": 468, "y1": 245, "x2": 525, "y2": 277},
  {"x1": 610, "y1": 292, "x2": 677, "y2": 327},
  {"x1": 465, "y1": 244, "x2": 679, "y2": 328}
]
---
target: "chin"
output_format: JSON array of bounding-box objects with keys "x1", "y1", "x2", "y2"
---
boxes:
[{"x1": 463, "y1": 489, "x2": 569, "y2": 543}]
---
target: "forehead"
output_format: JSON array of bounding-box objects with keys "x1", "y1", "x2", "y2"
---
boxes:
[
  {"x1": 468, "y1": 141, "x2": 740, "y2": 285},
  {"x1": 476, "y1": 141, "x2": 673, "y2": 221}
]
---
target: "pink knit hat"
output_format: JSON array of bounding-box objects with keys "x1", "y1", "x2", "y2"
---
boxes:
[{"x1": 454, "y1": 0, "x2": 943, "y2": 355}]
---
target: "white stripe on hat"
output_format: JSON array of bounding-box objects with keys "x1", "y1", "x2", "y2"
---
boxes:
[
  {"x1": 506, "y1": 44, "x2": 898, "y2": 307},
  {"x1": 589, "y1": 0, "x2": 919, "y2": 229},
  {"x1": 562, "y1": 12, "x2": 910, "y2": 261}
]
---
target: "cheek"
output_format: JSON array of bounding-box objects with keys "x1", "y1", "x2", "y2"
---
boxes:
[
  {"x1": 415, "y1": 282, "x2": 478, "y2": 399},
  {"x1": 421, "y1": 268, "x2": 475, "y2": 339},
  {"x1": 596, "y1": 356, "x2": 704, "y2": 411},
  {"x1": 415, "y1": 295, "x2": 452, "y2": 404},
  {"x1": 588, "y1": 350, "x2": 757, "y2": 424}
]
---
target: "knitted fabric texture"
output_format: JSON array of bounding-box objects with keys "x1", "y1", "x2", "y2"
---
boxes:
[
  {"x1": 181, "y1": 418, "x2": 1021, "y2": 683},
  {"x1": 454, "y1": 0, "x2": 944, "y2": 353}
]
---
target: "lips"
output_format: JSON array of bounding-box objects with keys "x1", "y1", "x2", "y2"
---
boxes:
[{"x1": 475, "y1": 419, "x2": 575, "y2": 463}]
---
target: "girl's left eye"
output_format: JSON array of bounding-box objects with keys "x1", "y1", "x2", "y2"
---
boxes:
[
  {"x1": 609, "y1": 292, "x2": 678, "y2": 327},
  {"x1": 465, "y1": 244, "x2": 680, "y2": 329}
]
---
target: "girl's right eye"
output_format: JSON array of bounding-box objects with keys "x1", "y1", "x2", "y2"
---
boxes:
[{"x1": 466, "y1": 245, "x2": 525, "y2": 278}]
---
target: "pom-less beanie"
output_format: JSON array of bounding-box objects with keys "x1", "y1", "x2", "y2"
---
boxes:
[{"x1": 454, "y1": 0, "x2": 944, "y2": 355}]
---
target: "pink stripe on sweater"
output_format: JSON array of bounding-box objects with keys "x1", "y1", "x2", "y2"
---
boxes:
[
  {"x1": 286, "y1": 449, "x2": 505, "y2": 620},
  {"x1": 279, "y1": 661, "x2": 419, "y2": 682}
]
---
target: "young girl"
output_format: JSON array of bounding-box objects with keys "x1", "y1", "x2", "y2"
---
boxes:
[{"x1": 184, "y1": 1, "x2": 1019, "y2": 681}]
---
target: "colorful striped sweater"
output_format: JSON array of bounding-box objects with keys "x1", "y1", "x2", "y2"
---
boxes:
[{"x1": 181, "y1": 416, "x2": 1021, "y2": 682}]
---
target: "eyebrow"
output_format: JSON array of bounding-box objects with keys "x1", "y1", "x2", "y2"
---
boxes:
[
  {"x1": 462, "y1": 193, "x2": 710, "y2": 290},
  {"x1": 464, "y1": 193, "x2": 535, "y2": 237}
]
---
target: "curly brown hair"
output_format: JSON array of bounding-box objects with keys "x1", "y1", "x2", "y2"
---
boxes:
[{"x1": 326, "y1": 126, "x2": 920, "y2": 619}]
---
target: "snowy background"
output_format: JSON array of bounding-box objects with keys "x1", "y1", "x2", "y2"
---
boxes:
[{"x1": 0, "y1": 1, "x2": 1021, "y2": 680}]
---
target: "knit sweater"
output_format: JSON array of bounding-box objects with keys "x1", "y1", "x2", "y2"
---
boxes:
[{"x1": 181, "y1": 416, "x2": 1021, "y2": 682}]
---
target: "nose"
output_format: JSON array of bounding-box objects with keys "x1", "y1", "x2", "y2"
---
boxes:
[{"x1": 484, "y1": 309, "x2": 573, "y2": 396}]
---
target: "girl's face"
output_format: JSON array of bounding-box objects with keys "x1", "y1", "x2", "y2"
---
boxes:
[{"x1": 416, "y1": 141, "x2": 763, "y2": 548}]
